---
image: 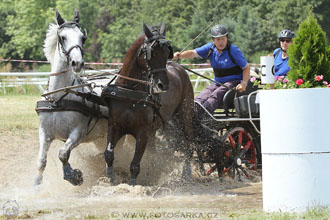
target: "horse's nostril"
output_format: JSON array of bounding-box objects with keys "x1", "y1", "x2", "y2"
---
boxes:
[
  {"x1": 158, "y1": 83, "x2": 164, "y2": 91},
  {"x1": 71, "y1": 61, "x2": 76, "y2": 67},
  {"x1": 81, "y1": 61, "x2": 84, "y2": 68}
]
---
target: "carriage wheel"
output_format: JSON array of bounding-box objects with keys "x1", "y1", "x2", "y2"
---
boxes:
[{"x1": 220, "y1": 127, "x2": 257, "y2": 180}]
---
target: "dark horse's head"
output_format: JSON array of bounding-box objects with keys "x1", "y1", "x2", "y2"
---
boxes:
[
  {"x1": 137, "y1": 22, "x2": 173, "y2": 93},
  {"x1": 121, "y1": 23, "x2": 173, "y2": 93}
]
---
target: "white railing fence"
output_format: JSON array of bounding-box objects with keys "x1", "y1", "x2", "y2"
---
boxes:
[
  {"x1": 0, "y1": 68, "x2": 214, "y2": 94},
  {"x1": 0, "y1": 66, "x2": 260, "y2": 94}
]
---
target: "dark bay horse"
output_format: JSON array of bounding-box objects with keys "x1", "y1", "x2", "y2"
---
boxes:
[{"x1": 101, "y1": 22, "x2": 194, "y2": 185}]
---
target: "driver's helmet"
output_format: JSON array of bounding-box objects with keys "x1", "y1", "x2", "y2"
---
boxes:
[{"x1": 210, "y1": 25, "x2": 228, "y2": 38}]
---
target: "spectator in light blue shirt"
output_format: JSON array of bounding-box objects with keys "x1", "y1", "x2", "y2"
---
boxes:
[{"x1": 172, "y1": 24, "x2": 250, "y2": 114}]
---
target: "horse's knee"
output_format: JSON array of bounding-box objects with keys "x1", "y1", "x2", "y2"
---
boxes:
[
  {"x1": 36, "y1": 158, "x2": 47, "y2": 171},
  {"x1": 58, "y1": 148, "x2": 70, "y2": 163}
]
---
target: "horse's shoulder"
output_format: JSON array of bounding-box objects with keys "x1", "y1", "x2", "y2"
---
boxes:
[{"x1": 167, "y1": 62, "x2": 185, "y2": 74}]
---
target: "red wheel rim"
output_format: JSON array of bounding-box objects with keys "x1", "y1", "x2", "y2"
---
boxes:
[{"x1": 223, "y1": 128, "x2": 257, "y2": 178}]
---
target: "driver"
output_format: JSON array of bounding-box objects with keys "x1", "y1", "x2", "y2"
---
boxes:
[{"x1": 172, "y1": 24, "x2": 250, "y2": 114}]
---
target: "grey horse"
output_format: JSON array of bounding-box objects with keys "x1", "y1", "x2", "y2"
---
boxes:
[{"x1": 35, "y1": 9, "x2": 108, "y2": 186}]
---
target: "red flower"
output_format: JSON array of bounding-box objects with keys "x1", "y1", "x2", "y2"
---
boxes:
[
  {"x1": 314, "y1": 75, "x2": 324, "y2": 82},
  {"x1": 296, "y1": 79, "x2": 304, "y2": 86}
]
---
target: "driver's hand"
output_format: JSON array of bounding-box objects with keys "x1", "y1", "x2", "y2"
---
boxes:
[
  {"x1": 236, "y1": 83, "x2": 247, "y2": 92},
  {"x1": 172, "y1": 52, "x2": 181, "y2": 61}
]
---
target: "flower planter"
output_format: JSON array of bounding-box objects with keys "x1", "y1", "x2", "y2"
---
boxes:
[{"x1": 260, "y1": 88, "x2": 330, "y2": 212}]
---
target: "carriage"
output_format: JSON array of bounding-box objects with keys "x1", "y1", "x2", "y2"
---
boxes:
[
  {"x1": 35, "y1": 9, "x2": 262, "y2": 186},
  {"x1": 190, "y1": 81, "x2": 261, "y2": 181}
]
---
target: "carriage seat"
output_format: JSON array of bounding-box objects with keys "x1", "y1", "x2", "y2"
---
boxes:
[
  {"x1": 221, "y1": 79, "x2": 259, "y2": 117},
  {"x1": 234, "y1": 91, "x2": 259, "y2": 118}
]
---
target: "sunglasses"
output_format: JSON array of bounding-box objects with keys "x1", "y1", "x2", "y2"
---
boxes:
[{"x1": 280, "y1": 39, "x2": 292, "y2": 43}]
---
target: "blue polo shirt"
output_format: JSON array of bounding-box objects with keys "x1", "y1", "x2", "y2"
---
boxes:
[
  {"x1": 195, "y1": 42, "x2": 247, "y2": 83},
  {"x1": 273, "y1": 48, "x2": 290, "y2": 76}
]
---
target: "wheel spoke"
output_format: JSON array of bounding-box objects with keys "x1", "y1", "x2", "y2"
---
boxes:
[
  {"x1": 220, "y1": 127, "x2": 258, "y2": 179},
  {"x1": 222, "y1": 167, "x2": 231, "y2": 176},
  {"x1": 239, "y1": 147, "x2": 249, "y2": 158},
  {"x1": 244, "y1": 139, "x2": 252, "y2": 150},
  {"x1": 206, "y1": 164, "x2": 217, "y2": 176},
  {"x1": 228, "y1": 134, "x2": 235, "y2": 147},
  {"x1": 224, "y1": 151, "x2": 231, "y2": 158},
  {"x1": 231, "y1": 165, "x2": 235, "y2": 179},
  {"x1": 238, "y1": 131, "x2": 243, "y2": 145},
  {"x1": 236, "y1": 167, "x2": 241, "y2": 181},
  {"x1": 238, "y1": 165, "x2": 250, "y2": 179}
]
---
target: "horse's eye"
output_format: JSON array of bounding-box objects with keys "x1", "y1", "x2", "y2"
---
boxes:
[{"x1": 60, "y1": 36, "x2": 66, "y2": 42}]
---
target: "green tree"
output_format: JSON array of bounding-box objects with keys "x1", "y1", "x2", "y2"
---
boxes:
[
  {"x1": 0, "y1": 0, "x2": 14, "y2": 59},
  {"x1": 1, "y1": 0, "x2": 330, "y2": 65},
  {"x1": 288, "y1": 13, "x2": 330, "y2": 84},
  {"x1": 95, "y1": 0, "x2": 141, "y2": 62},
  {"x1": 234, "y1": 5, "x2": 263, "y2": 62},
  {"x1": 313, "y1": 0, "x2": 330, "y2": 43},
  {"x1": 5, "y1": 0, "x2": 55, "y2": 59}
]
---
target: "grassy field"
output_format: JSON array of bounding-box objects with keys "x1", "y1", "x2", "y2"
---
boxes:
[
  {"x1": 0, "y1": 95, "x2": 330, "y2": 219},
  {"x1": 0, "y1": 94, "x2": 40, "y2": 132}
]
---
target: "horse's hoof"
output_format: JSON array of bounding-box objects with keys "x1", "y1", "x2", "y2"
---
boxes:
[
  {"x1": 63, "y1": 164, "x2": 83, "y2": 186},
  {"x1": 34, "y1": 175, "x2": 43, "y2": 186},
  {"x1": 71, "y1": 169, "x2": 83, "y2": 186},
  {"x1": 129, "y1": 179, "x2": 137, "y2": 186}
]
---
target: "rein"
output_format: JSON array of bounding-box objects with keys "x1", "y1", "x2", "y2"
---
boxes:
[
  {"x1": 86, "y1": 67, "x2": 152, "y2": 86},
  {"x1": 41, "y1": 83, "x2": 94, "y2": 97},
  {"x1": 49, "y1": 68, "x2": 70, "y2": 76},
  {"x1": 178, "y1": 63, "x2": 234, "y2": 91},
  {"x1": 44, "y1": 65, "x2": 156, "y2": 98}
]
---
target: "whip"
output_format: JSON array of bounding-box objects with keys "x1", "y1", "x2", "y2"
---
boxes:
[{"x1": 179, "y1": 20, "x2": 215, "y2": 53}]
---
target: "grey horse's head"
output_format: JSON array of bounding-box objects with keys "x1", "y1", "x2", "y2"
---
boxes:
[{"x1": 56, "y1": 9, "x2": 87, "y2": 73}]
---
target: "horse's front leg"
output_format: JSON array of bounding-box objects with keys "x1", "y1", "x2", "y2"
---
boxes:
[
  {"x1": 58, "y1": 131, "x2": 83, "y2": 186},
  {"x1": 178, "y1": 106, "x2": 194, "y2": 182},
  {"x1": 130, "y1": 131, "x2": 149, "y2": 185},
  {"x1": 182, "y1": 143, "x2": 193, "y2": 181},
  {"x1": 35, "y1": 128, "x2": 53, "y2": 186},
  {"x1": 104, "y1": 126, "x2": 123, "y2": 184}
]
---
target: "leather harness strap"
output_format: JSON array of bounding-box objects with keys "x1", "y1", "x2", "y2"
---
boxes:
[
  {"x1": 35, "y1": 99, "x2": 107, "y2": 119},
  {"x1": 101, "y1": 84, "x2": 165, "y2": 125},
  {"x1": 101, "y1": 84, "x2": 161, "y2": 109}
]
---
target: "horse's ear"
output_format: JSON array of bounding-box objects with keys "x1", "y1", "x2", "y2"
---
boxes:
[
  {"x1": 160, "y1": 22, "x2": 166, "y2": 36},
  {"x1": 143, "y1": 21, "x2": 154, "y2": 39},
  {"x1": 56, "y1": 9, "x2": 65, "y2": 26},
  {"x1": 73, "y1": 8, "x2": 79, "y2": 23}
]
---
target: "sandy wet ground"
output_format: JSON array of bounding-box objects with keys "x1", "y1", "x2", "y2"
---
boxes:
[{"x1": 0, "y1": 130, "x2": 262, "y2": 219}]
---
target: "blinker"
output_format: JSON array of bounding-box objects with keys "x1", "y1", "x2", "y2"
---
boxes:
[{"x1": 146, "y1": 46, "x2": 152, "y2": 60}]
